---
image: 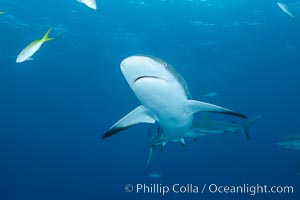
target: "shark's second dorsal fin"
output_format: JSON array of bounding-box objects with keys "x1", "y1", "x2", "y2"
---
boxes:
[{"x1": 102, "y1": 105, "x2": 155, "y2": 139}]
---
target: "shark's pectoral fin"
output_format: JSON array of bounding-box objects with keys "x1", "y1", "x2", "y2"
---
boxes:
[
  {"x1": 102, "y1": 105, "x2": 155, "y2": 139},
  {"x1": 186, "y1": 100, "x2": 248, "y2": 119}
]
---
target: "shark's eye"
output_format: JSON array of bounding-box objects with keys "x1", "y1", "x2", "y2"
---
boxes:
[{"x1": 163, "y1": 63, "x2": 167, "y2": 67}]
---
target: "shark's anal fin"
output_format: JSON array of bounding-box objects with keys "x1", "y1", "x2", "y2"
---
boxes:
[
  {"x1": 102, "y1": 105, "x2": 155, "y2": 139},
  {"x1": 186, "y1": 100, "x2": 248, "y2": 119}
]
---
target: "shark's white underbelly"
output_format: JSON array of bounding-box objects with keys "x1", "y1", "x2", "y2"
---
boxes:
[{"x1": 132, "y1": 77, "x2": 193, "y2": 143}]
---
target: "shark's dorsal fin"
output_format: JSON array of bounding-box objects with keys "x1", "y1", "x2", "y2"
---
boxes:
[
  {"x1": 186, "y1": 100, "x2": 247, "y2": 119},
  {"x1": 102, "y1": 105, "x2": 155, "y2": 139}
]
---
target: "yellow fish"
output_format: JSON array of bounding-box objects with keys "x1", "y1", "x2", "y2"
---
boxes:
[{"x1": 16, "y1": 27, "x2": 54, "y2": 63}]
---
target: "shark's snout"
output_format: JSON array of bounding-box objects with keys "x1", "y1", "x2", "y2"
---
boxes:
[
  {"x1": 120, "y1": 55, "x2": 167, "y2": 87},
  {"x1": 120, "y1": 55, "x2": 149, "y2": 71}
]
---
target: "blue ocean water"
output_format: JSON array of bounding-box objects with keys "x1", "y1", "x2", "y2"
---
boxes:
[{"x1": 1, "y1": 0, "x2": 300, "y2": 199}]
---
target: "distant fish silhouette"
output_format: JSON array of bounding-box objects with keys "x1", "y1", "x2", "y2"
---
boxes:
[
  {"x1": 203, "y1": 91, "x2": 218, "y2": 97},
  {"x1": 277, "y1": 2, "x2": 297, "y2": 23},
  {"x1": 149, "y1": 172, "x2": 162, "y2": 179}
]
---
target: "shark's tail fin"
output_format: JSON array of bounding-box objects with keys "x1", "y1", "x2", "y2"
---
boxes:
[{"x1": 241, "y1": 114, "x2": 262, "y2": 140}]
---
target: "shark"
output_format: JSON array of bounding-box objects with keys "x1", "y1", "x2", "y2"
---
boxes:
[
  {"x1": 185, "y1": 113, "x2": 262, "y2": 140},
  {"x1": 277, "y1": 133, "x2": 300, "y2": 150},
  {"x1": 102, "y1": 55, "x2": 247, "y2": 169}
]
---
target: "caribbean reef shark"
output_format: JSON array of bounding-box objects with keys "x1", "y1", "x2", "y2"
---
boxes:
[
  {"x1": 102, "y1": 55, "x2": 247, "y2": 169},
  {"x1": 277, "y1": 133, "x2": 300, "y2": 150},
  {"x1": 185, "y1": 113, "x2": 262, "y2": 140}
]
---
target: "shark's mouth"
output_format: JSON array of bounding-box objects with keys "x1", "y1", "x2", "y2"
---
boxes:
[{"x1": 133, "y1": 76, "x2": 165, "y2": 85}]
